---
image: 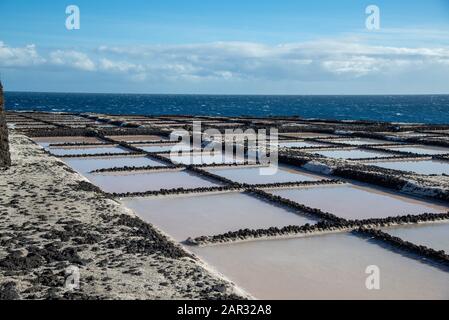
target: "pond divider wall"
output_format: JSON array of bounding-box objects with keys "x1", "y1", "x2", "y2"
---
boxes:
[
  {"x1": 110, "y1": 185, "x2": 244, "y2": 198},
  {"x1": 187, "y1": 212, "x2": 449, "y2": 247},
  {"x1": 247, "y1": 188, "x2": 345, "y2": 223},
  {"x1": 279, "y1": 150, "x2": 449, "y2": 203},
  {"x1": 90, "y1": 165, "x2": 181, "y2": 174},
  {"x1": 354, "y1": 227, "x2": 449, "y2": 268}
]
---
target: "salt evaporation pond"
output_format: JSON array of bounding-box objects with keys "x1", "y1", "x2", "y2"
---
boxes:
[
  {"x1": 15, "y1": 124, "x2": 57, "y2": 129},
  {"x1": 106, "y1": 135, "x2": 167, "y2": 142},
  {"x1": 137, "y1": 143, "x2": 192, "y2": 153},
  {"x1": 382, "y1": 223, "x2": 449, "y2": 253},
  {"x1": 310, "y1": 149, "x2": 390, "y2": 160},
  {"x1": 370, "y1": 160, "x2": 449, "y2": 175},
  {"x1": 329, "y1": 138, "x2": 392, "y2": 146},
  {"x1": 205, "y1": 165, "x2": 321, "y2": 184},
  {"x1": 269, "y1": 184, "x2": 448, "y2": 220},
  {"x1": 63, "y1": 156, "x2": 166, "y2": 174},
  {"x1": 278, "y1": 141, "x2": 330, "y2": 148},
  {"x1": 32, "y1": 136, "x2": 103, "y2": 148},
  {"x1": 164, "y1": 152, "x2": 246, "y2": 165},
  {"x1": 190, "y1": 233, "x2": 449, "y2": 299},
  {"x1": 385, "y1": 145, "x2": 449, "y2": 155},
  {"x1": 49, "y1": 145, "x2": 129, "y2": 156},
  {"x1": 280, "y1": 132, "x2": 337, "y2": 138},
  {"x1": 123, "y1": 192, "x2": 316, "y2": 241},
  {"x1": 87, "y1": 170, "x2": 219, "y2": 193}
]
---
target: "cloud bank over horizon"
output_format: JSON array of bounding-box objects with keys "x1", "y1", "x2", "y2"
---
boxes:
[{"x1": 2, "y1": 37, "x2": 449, "y2": 94}]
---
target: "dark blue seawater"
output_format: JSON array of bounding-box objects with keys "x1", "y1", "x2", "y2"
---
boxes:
[{"x1": 4, "y1": 92, "x2": 449, "y2": 124}]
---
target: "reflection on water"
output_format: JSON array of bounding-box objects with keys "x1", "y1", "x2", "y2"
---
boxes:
[
  {"x1": 190, "y1": 233, "x2": 449, "y2": 299},
  {"x1": 371, "y1": 160, "x2": 449, "y2": 175},
  {"x1": 123, "y1": 192, "x2": 316, "y2": 241},
  {"x1": 269, "y1": 184, "x2": 448, "y2": 219},
  {"x1": 383, "y1": 223, "x2": 449, "y2": 253}
]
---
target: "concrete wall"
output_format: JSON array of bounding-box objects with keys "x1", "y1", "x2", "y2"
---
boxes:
[{"x1": 0, "y1": 81, "x2": 11, "y2": 167}]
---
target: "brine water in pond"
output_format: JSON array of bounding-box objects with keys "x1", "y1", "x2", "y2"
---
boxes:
[
  {"x1": 32, "y1": 136, "x2": 102, "y2": 148},
  {"x1": 269, "y1": 184, "x2": 448, "y2": 219},
  {"x1": 137, "y1": 143, "x2": 192, "y2": 153},
  {"x1": 63, "y1": 156, "x2": 166, "y2": 174},
  {"x1": 106, "y1": 135, "x2": 167, "y2": 142},
  {"x1": 205, "y1": 166, "x2": 321, "y2": 184},
  {"x1": 278, "y1": 141, "x2": 330, "y2": 148},
  {"x1": 87, "y1": 170, "x2": 219, "y2": 193},
  {"x1": 385, "y1": 145, "x2": 449, "y2": 155},
  {"x1": 280, "y1": 132, "x2": 337, "y2": 138},
  {"x1": 164, "y1": 152, "x2": 246, "y2": 165},
  {"x1": 123, "y1": 192, "x2": 316, "y2": 241},
  {"x1": 382, "y1": 223, "x2": 449, "y2": 253},
  {"x1": 190, "y1": 233, "x2": 449, "y2": 299},
  {"x1": 370, "y1": 160, "x2": 449, "y2": 175},
  {"x1": 309, "y1": 149, "x2": 390, "y2": 159},
  {"x1": 328, "y1": 138, "x2": 392, "y2": 146},
  {"x1": 49, "y1": 146, "x2": 129, "y2": 156}
]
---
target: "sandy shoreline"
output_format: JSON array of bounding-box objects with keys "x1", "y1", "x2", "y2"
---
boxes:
[{"x1": 0, "y1": 134, "x2": 249, "y2": 300}]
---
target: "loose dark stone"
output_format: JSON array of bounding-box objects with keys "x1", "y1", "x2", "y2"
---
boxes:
[{"x1": 0, "y1": 282, "x2": 20, "y2": 300}]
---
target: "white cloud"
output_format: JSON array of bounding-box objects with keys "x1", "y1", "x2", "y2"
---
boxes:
[
  {"x1": 99, "y1": 58, "x2": 144, "y2": 73},
  {"x1": 50, "y1": 50, "x2": 96, "y2": 71},
  {"x1": 96, "y1": 40, "x2": 449, "y2": 81},
  {"x1": 2, "y1": 39, "x2": 449, "y2": 85},
  {"x1": 0, "y1": 41, "x2": 45, "y2": 67}
]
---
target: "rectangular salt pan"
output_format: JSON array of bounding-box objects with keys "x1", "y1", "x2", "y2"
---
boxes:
[
  {"x1": 385, "y1": 145, "x2": 449, "y2": 155},
  {"x1": 87, "y1": 170, "x2": 219, "y2": 193},
  {"x1": 310, "y1": 149, "x2": 390, "y2": 159},
  {"x1": 137, "y1": 143, "x2": 192, "y2": 153},
  {"x1": 279, "y1": 141, "x2": 330, "y2": 148},
  {"x1": 190, "y1": 233, "x2": 449, "y2": 299},
  {"x1": 123, "y1": 192, "x2": 316, "y2": 241},
  {"x1": 383, "y1": 223, "x2": 449, "y2": 253},
  {"x1": 63, "y1": 156, "x2": 166, "y2": 174},
  {"x1": 32, "y1": 136, "x2": 102, "y2": 148},
  {"x1": 106, "y1": 135, "x2": 167, "y2": 142},
  {"x1": 16, "y1": 125, "x2": 57, "y2": 128},
  {"x1": 205, "y1": 166, "x2": 321, "y2": 184},
  {"x1": 280, "y1": 132, "x2": 337, "y2": 138},
  {"x1": 269, "y1": 184, "x2": 448, "y2": 220},
  {"x1": 370, "y1": 160, "x2": 449, "y2": 175},
  {"x1": 49, "y1": 146, "x2": 129, "y2": 156},
  {"x1": 328, "y1": 138, "x2": 392, "y2": 146},
  {"x1": 164, "y1": 152, "x2": 246, "y2": 165}
]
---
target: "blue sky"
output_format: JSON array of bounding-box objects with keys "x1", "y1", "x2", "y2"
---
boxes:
[{"x1": 1, "y1": 0, "x2": 449, "y2": 94}]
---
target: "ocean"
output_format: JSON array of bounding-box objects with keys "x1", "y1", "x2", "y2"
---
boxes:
[{"x1": 4, "y1": 92, "x2": 449, "y2": 124}]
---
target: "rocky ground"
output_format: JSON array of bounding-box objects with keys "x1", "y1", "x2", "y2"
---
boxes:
[{"x1": 0, "y1": 134, "x2": 247, "y2": 300}]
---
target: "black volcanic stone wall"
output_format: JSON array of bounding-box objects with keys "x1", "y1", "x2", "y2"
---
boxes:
[{"x1": 0, "y1": 82, "x2": 11, "y2": 167}]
